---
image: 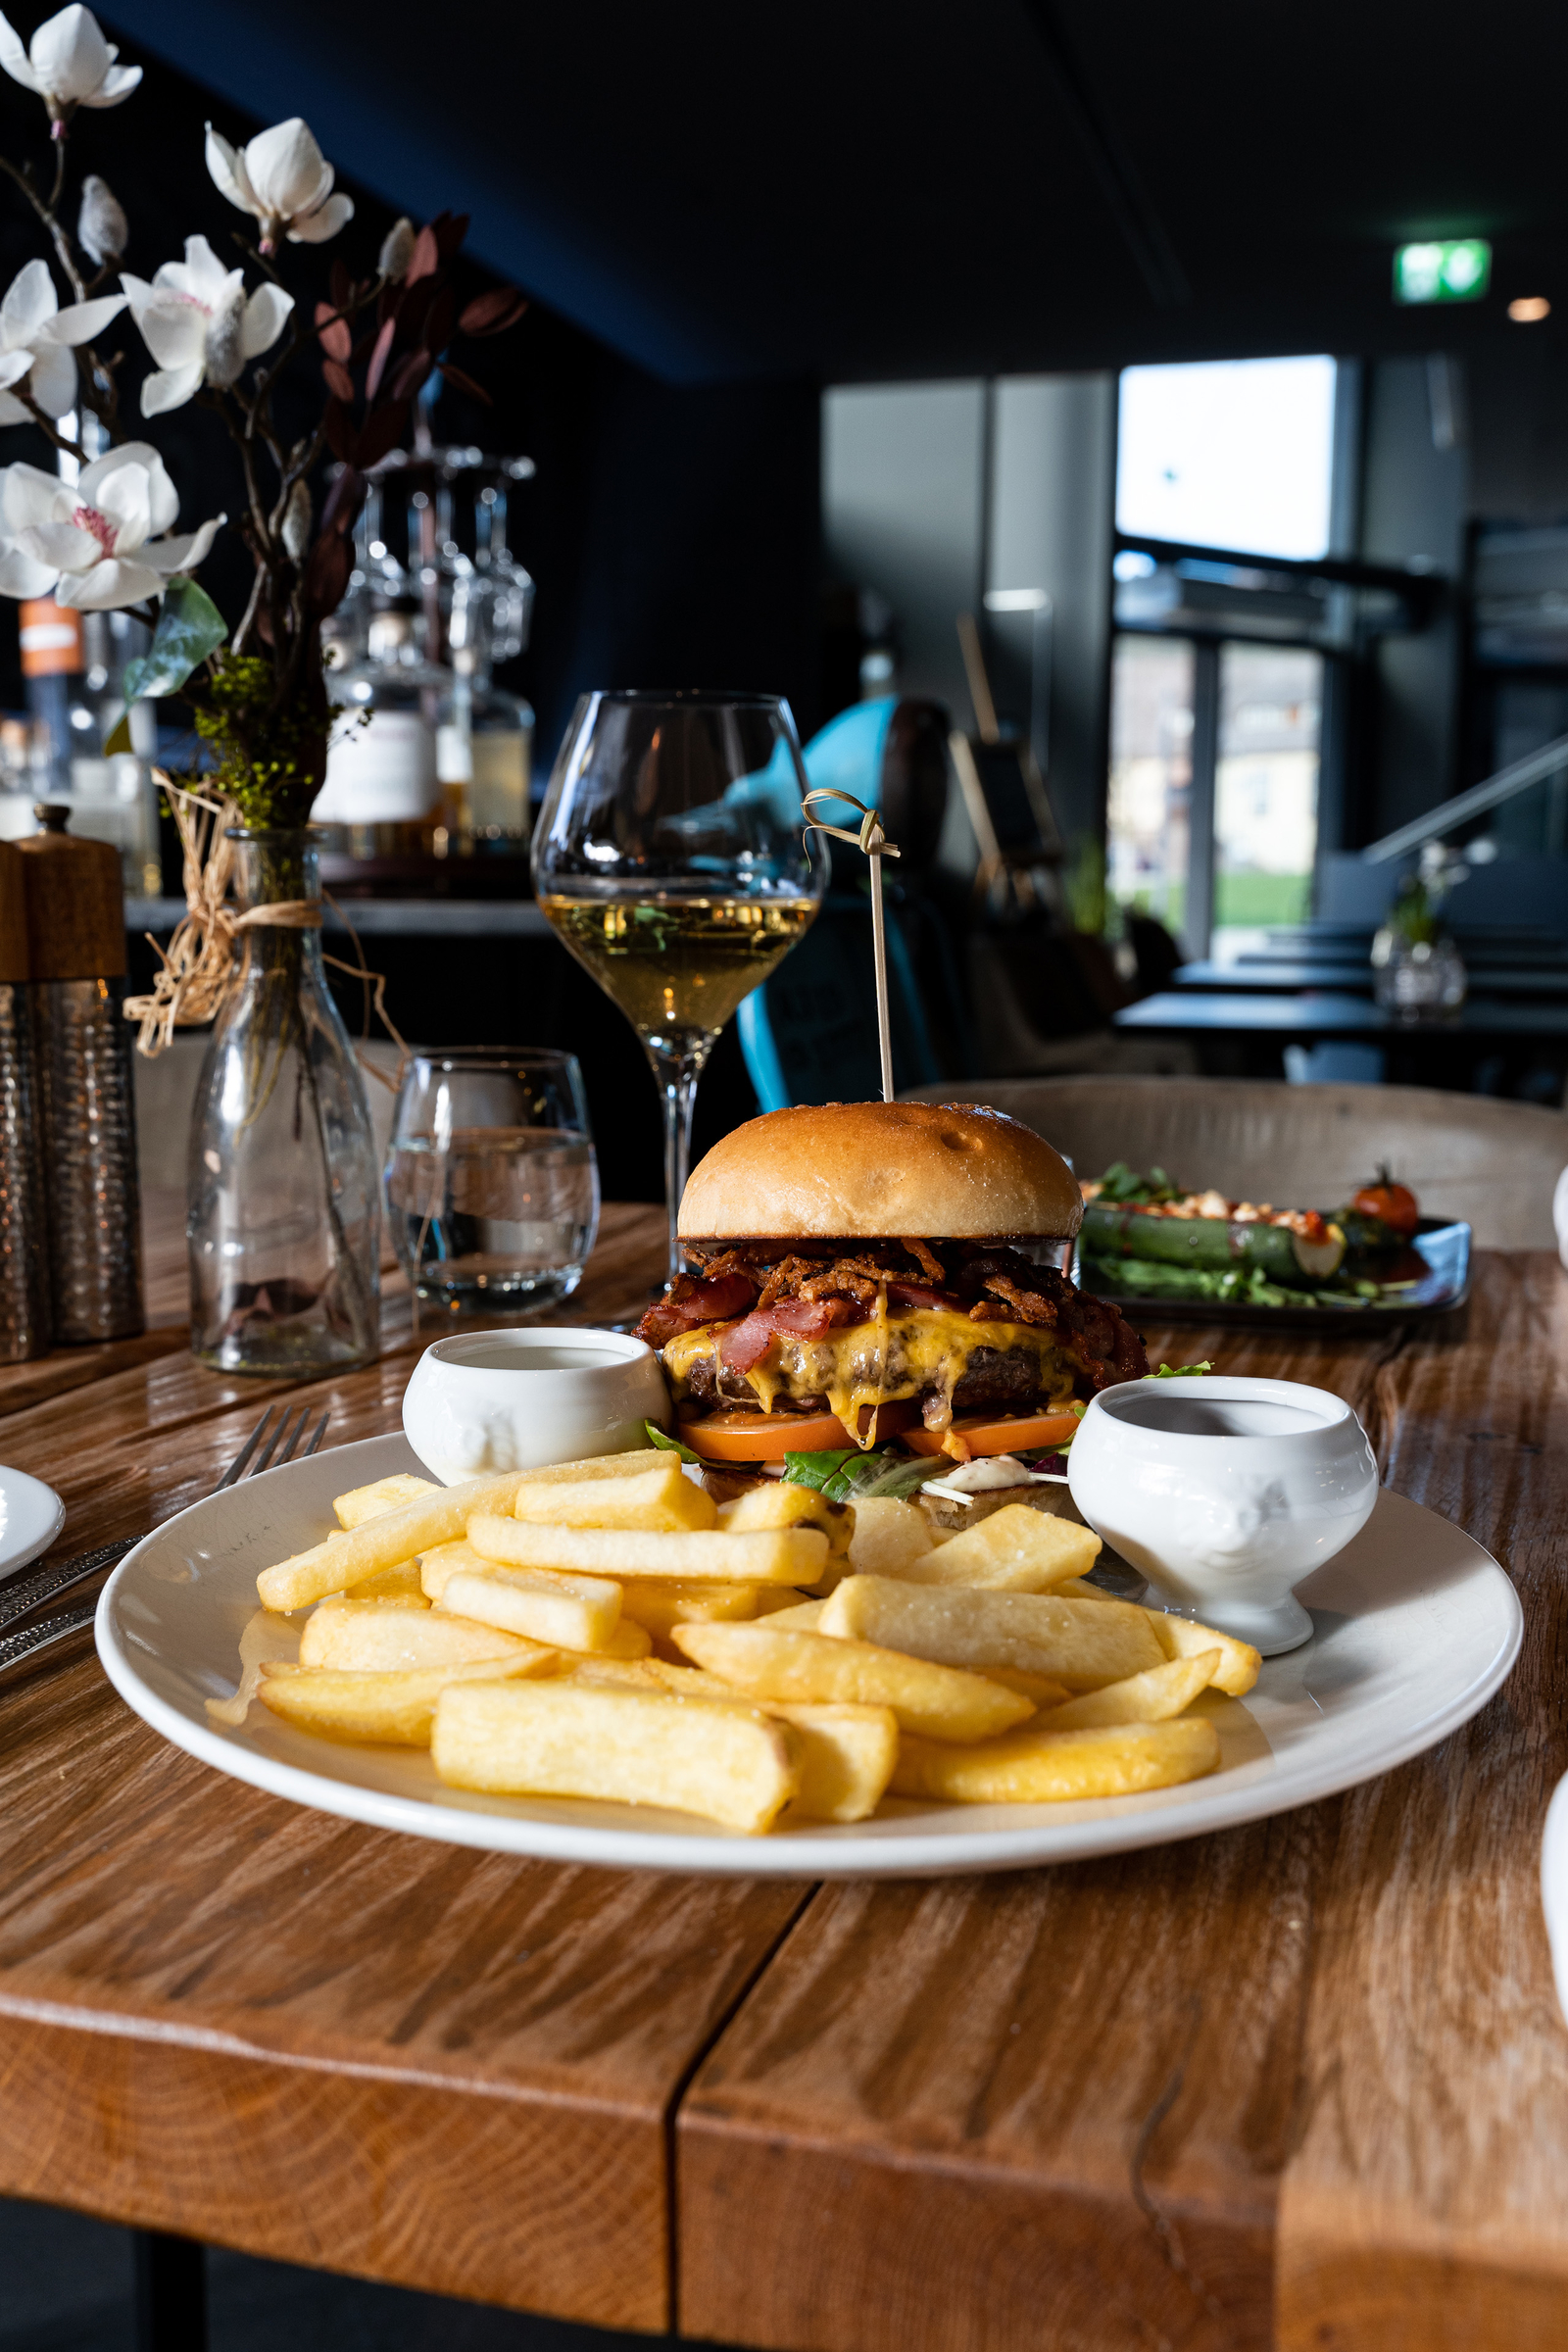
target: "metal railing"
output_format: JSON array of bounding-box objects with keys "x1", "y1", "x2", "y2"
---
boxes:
[{"x1": 1362, "y1": 731, "x2": 1568, "y2": 863}]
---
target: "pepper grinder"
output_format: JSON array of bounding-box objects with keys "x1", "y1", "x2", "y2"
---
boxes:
[
  {"x1": 19, "y1": 806, "x2": 144, "y2": 1343},
  {"x1": 0, "y1": 839, "x2": 51, "y2": 1359}
]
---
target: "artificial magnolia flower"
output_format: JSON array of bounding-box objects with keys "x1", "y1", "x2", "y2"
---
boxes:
[
  {"x1": 0, "y1": 256, "x2": 124, "y2": 423},
  {"x1": 3, "y1": 442, "x2": 222, "y2": 610},
  {"x1": 121, "y1": 235, "x2": 293, "y2": 416},
  {"x1": 205, "y1": 118, "x2": 353, "y2": 254},
  {"x1": 0, "y1": 5, "x2": 139, "y2": 125},
  {"x1": 377, "y1": 217, "x2": 415, "y2": 282},
  {"x1": 76, "y1": 172, "x2": 126, "y2": 266}
]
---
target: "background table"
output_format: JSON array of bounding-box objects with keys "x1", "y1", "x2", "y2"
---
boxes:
[{"x1": 0, "y1": 1199, "x2": 1561, "y2": 2352}]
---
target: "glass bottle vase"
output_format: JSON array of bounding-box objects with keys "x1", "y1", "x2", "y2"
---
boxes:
[{"x1": 188, "y1": 829, "x2": 380, "y2": 1376}]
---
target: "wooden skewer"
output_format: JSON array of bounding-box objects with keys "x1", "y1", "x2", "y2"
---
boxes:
[{"x1": 802, "y1": 789, "x2": 901, "y2": 1103}]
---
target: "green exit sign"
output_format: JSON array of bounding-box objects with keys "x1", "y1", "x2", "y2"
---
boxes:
[{"x1": 1395, "y1": 240, "x2": 1492, "y2": 305}]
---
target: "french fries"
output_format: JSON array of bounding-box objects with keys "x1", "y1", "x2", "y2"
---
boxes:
[
  {"x1": 671, "y1": 1621, "x2": 1034, "y2": 1742},
  {"x1": 259, "y1": 1650, "x2": 551, "y2": 1745},
  {"x1": 892, "y1": 1503, "x2": 1101, "y2": 1592},
  {"x1": 432, "y1": 1677, "x2": 799, "y2": 1833},
  {"x1": 818, "y1": 1575, "x2": 1165, "y2": 1689},
  {"x1": 845, "y1": 1495, "x2": 934, "y2": 1579},
  {"x1": 466, "y1": 1513, "x2": 828, "y2": 1586},
  {"x1": 717, "y1": 1482, "x2": 854, "y2": 1553},
  {"x1": 238, "y1": 1440, "x2": 1254, "y2": 1832},
  {"x1": 257, "y1": 1470, "x2": 534, "y2": 1612},
  {"x1": 1145, "y1": 1611, "x2": 1261, "y2": 1696},
  {"x1": 440, "y1": 1564, "x2": 622, "y2": 1653},
  {"x1": 1038, "y1": 1651, "x2": 1219, "y2": 1730},
  {"x1": 891, "y1": 1716, "x2": 1222, "y2": 1803},
  {"x1": 511, "y1": 1462, "x2": 716, "y2": 1532},
  {"x1": 300, "y1": 1598, "x2": 543, "y2": 1672},
  {"x1": 333, "y1": 1473, "x2": 438, "y2": 1529}
]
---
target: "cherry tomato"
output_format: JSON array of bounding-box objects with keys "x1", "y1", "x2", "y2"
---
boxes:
[{"x1": 1352, "y1": 1170, "x2": 1419, "y2": 1239}]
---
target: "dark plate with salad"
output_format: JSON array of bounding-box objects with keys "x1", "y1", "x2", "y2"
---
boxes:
[{"x1": 1073, "y1": 1162, "x2": 1470, "y2": 1328}]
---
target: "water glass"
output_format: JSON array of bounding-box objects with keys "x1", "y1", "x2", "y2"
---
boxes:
[{"x1": 384, "y1": 1049, "x2": 600, "y2": 1316}]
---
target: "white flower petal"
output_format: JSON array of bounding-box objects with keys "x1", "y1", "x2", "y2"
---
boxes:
[
  {"x1": 205, "y1": 122, "x2": 255, "y2": 216},
  {"x1": 177, "y1": 235, "x2": 232, "y2": 303},
  {"x1": 42, "y1": 290, "x2": 126, "y2": 346},
  {"x1": 79, "y1": 59, "x2": 139, "y2": 105},
  {"x1": 55, "y1": 555, "x2": 164, "y2": 610},
  {"x1": 141, "y1": 513, "x2": 223, "y2": 572},
  {"x1": 139, "y1": 361, "x2": 203, "y2": 416},
  {"x1": 0, "y1": 11, "x2": 40, "y2": 91},
  {"x1": 2, "y1": 258, "x2": 57, "y2": 348},
  {"x1": 239, "y1": 280, "x2": 292, "y2": 359},
  {"x1": 2, "y1": 463, "x2": 67, "y2": 531},
  {"x1": 288, "y1": 192, "x2": 354, "y2": 245},
  {"x1": 0, "y1": 350, "x2": 33, "y2": 392},
  {"x1": 244, "y1": 118, "x2": 329, "y2": 217},
  {"x1": 89, "y1": 460, "x2": 151, "y2": 550},
  {"x1": 31, "y1": 5, "x2": 110, "y2": 104},
  {"x1": 0, "y1": 544, "x2": 59, "y2": 597},
  {"x1": 0, "y1": 392, "x2": 27, "y2": 426},
  {"x1": 27, "y1": 339, "x2": 77, "y2": 417},
  {"x1": 78, "y1": 439, "x2": 160, "y2": 504},
  {"x1": 20, "y1": 518, "x2": 101, "y2": 570},
  {"x1": 136, "y1": 301, "x2": 205, "y2": 371}
]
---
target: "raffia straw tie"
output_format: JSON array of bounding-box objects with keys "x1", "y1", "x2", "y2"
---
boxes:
[{"x1": 232, "y1": 901, "x2": 324, "y2": 930}]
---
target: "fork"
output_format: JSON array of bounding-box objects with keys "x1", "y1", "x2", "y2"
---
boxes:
[{"x1": 0, "y1": 1401, "x2": 331, "y2": 1677}]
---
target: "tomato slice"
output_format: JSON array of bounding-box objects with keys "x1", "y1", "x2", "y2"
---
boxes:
[
  {"x1": 680, "y1": 1400, "x2": 921, "y2": 1462},
  {"x1": 904, "y1": 1408, "x2": 1086, "y2": 1460}
]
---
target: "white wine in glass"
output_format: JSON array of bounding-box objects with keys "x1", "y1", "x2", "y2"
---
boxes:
[{"x1": 532, "y1": 693, "x2": 825, "y2": 1281}]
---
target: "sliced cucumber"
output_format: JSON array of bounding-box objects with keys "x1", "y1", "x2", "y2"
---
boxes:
[{"x1": 1081, "y1": 1203, "x2": 1346, "y2": 1288}]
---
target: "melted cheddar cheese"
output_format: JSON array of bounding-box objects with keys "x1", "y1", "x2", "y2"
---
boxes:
[{"x1": 662, "y1": 1307, "x2": 1077, "y2": 1447}]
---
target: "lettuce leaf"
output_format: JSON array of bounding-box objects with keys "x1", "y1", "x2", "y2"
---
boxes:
[{"x1": 645, "y1": 1422, "x2": 703, "y2": 1465}]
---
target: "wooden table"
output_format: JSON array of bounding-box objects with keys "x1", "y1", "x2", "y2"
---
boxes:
[{"x1": 0, "y1": 1198, "x2": 1563, "y2": 2351}]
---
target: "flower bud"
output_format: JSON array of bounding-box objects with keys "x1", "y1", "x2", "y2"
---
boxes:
[
  {"x1": 282, "y1": 481, "x2": 312, "y2": 560},
  {"x1": 77, "y1": 172, "x2": 127, "y2": 265},
  {"x1": 377, "y1": 217, "x2": 416, "y2": 283}
]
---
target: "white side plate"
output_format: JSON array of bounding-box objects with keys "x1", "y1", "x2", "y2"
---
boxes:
[
  {"x1": 0, "y1": 1463, "x2": 66, "y2": 1583},
  {"x1": 96, "y1": 1434, "x2": 1522, "y2": 1880}
]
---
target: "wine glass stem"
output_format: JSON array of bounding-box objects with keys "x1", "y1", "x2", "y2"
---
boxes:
[{"x1": 648, "y1": 1046, "x2": 703, "y2": 1286}]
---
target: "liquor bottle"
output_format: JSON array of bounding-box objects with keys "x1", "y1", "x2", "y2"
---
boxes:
[
  {"x1": 434, "y1": 573, "x2": 533, "y2": 850},
  {"x1": 314, "y1": 598, "x2": 447, "y2": 859},
  {"x1": 16, "y1": 598, "x2": 159, "y2": 889}
]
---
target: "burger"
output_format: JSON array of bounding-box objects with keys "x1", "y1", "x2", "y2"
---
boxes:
[{"x1": 634, "y1": 1100, "x2": 1148, "y2": 1470}]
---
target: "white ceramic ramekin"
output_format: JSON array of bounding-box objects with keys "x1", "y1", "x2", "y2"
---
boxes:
[
  {"x1": 1066, "y1": 1375, "x2": 1378, "y2": 1654},
  {"x1": 402, "y1": 1328, "x2": 671, "y2": 1485}
]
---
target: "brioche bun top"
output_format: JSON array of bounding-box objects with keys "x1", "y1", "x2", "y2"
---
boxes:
[{"x1": 677, "y1": 1100, "x2": 1082, "y2": 1242}]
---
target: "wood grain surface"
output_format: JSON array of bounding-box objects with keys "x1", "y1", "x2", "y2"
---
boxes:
[
  {"x1": 676, "y1": 1281, "x2": 1567, "y2": 2352},
  {"x1": 0, "y1": 1200, "x2": 1562, "y2": 2348}
]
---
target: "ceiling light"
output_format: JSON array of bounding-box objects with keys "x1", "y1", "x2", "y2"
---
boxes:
[{"x1": 1509, "y1": 296, "x2": 1550, "y2": 322}]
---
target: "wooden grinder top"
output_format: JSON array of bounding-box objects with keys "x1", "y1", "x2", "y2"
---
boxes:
[{"x1": 17, "y1": 806, "x2": 126, "y2": 981}]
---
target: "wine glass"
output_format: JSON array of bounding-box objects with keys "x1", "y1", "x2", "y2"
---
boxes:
[{"x1": 532, "y1": 691, "x2": 824, "y2": 1281}]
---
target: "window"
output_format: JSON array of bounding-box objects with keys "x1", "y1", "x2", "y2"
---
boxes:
[
  {"x1": 1107, "y1": 637, "x2": 1195, "y2": 940},
  {"x1": 1116, "y1": 356, "x2": 1338, "y2": 563},
  {"x1": 1214, "y1": 645, "x2": 1322, "y2": 956}
]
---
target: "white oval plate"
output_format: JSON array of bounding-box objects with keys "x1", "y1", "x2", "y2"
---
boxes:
[
  {"x1": 96, "y1": 1434, "x2": 1522, "y2": 1879},
  {"x1": 0, "y1": 1463, "x2": 65, "y2": 1583}
]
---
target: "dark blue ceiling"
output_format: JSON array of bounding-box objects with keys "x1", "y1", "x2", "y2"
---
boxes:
[{"x1": 102, "y1": 1, "x2": 1568, "y2": 385}]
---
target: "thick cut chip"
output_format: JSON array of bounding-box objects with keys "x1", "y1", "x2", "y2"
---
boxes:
[
  {"x1": 772, "y1": 1702, "x2": 898, "y2": 1823},
  {"x1": 718, "y1": 1484, "x2": 854, "y2": 1554},
  {"x1": 258, "y1": 1652, "x2": 550, "y2": 1746},
  {"x1": 512, "y1": 1463, "x2": 716, "y2": 1532},
  {"x1": 338, "y1": 1557, "x2": 428, "y2": 1604},
  {"x1": 1145, "y1": 1610, "x2": 1261, "y2": 1697},
  {"x1": 617, "y1": 1578, "x2": 768, "y2": 1658},
  {"x1": 466, "y1": 1514, "x2": 827, "y2": 1587},
  {"x1": 507, "y1": 1448, "x2": 674, "y2": 1485},
  {"x1": 846, "y1": 1496, "x2": 935, "y2": 1581},
  {"x1": 300, "y1": 1598, "x2": 543, "y2": 1672},
  {"x1": 333, "y1": 1473, "x2": 438, "y2": 1530},
  {"x1": 672, "y1": 1621, "x2": 1033, "y2": 1742},
  {"x1": 1040, "y1": 1651, "x2": 1219, "y2": 1730},
  {"x1": 818, "y1": 1575, "x2": 1163, "y2": 1690},
  {"x1": 432, "y1": 1677, "x2": 799, "y2": 1833},
  {"x1": 891, "y1": 1716, "x2": 1222, "y2": 1803},
  {"x1": 440, "y1": 1564, "x2": 622, "y2": 1653},
  {"x1": 420, "y1": 1538, "x2": 492, "y2": 1603},
  {"x1": 760, "y1": 1598, "x2": 825, "y2": 1632},
  {"x1": 977, "y1": 1665, "x2": 1072, "y2": 1709},
  {"x1": 892, "y1": 1503, "x2": 1101, "y2": 1592},
  {"x1": 258, "y1": 1471, "x2": 533, "y2": 1613}
]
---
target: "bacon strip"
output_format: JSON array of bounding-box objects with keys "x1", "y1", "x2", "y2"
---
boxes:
[
  {"x1": 634, "y1": 1270, "x2": 758, "y2": 1349},
  {"x1": 719, "y1": 1296, "x2": 859, "y2": 1373},
  {"x1": 886, "y1": 1279, "x2": 959, "y2": 1312}
]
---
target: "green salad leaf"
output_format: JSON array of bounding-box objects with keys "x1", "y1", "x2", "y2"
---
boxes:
[
  {"x1": 783, "y1": 1446, "x2": 945, "y2": 1503},
  {"x1": 645, "y1": 1422, "x2": 704, "y2": 1465},
  {"x1": 1149, "y1": 1360, "x2": 1214, "y2": 1379},
  {"x1": 1093, "y1": 1159, "x2": 1180, "y2": 1204}
]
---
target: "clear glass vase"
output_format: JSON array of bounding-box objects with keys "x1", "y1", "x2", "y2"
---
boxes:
[{"x1": 188, "y1": 829, "x2": 380, "y2": 1376}]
